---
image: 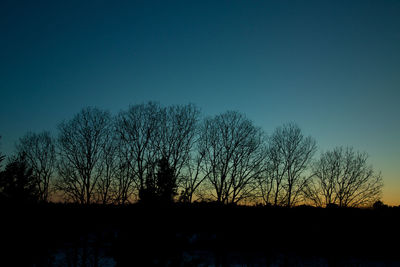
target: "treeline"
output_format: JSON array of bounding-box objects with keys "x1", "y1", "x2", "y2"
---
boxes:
[{"x1": 0, "y1": 102, "x2": 383, "y2": 207}]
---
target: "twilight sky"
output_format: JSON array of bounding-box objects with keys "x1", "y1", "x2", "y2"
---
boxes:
[{"x1": 1, "y1": 0, "x2": 399, "y2": 204}]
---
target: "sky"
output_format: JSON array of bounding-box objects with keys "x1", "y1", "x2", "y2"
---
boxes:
[{"x1": 0, "y1": 0, "x2": 399, "y2": 205}]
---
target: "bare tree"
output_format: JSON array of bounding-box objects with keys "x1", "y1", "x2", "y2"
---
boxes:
[
  {"x1": 257, "y1": 142, "x2": 287, "y2": 206},
  {"x1": 305, "y1": 147, "x2": 383, "y2": 207},
  {"x1": 113, "y1": 141, "x2": 138, "y2": 204},
  {"x1": 114, "y1": 103, "x2": 200, "y2": 203},
  {"x1": 115, "y1": 102, "x2": 161, "y2": 199},
  {"x1": 256, "y1": 157, "x2": 275, "y2": 205},
  {"x1": 266, "y1": 123, "x2": 316, "y2": 207},
  {"x1": 95, "y1": 129, "x2": 118, "y2": 204},
  {"x1": 16, "y1": 131, "x2": 56, "y2": 202},
  {"x1": 158, "y1": 104, "x2": 200, "y2": 180},
  {"x1": 158, "y1": 104, "x2": 200, "y2": 200},
  {"x1": 199, "y1": 111, "x2": 266, "y2": 204},
  {"x1": 57, "y1": 107, "x2": 112, "y2": 204},
  {"x1": 179, "y1": 147, "x2": 210, "y2": 203}
]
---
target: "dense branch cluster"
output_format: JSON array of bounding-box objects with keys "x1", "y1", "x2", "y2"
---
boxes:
[{"x1": 0, "y1": 103, "x2": 383, "y2": 207}]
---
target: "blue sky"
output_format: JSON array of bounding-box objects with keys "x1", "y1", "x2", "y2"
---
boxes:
[{"x1": 1, "y1": 0, "x2": 399, "y2": 204}]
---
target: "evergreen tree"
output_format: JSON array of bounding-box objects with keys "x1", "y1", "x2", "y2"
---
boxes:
[
  {"x1": 156, "y1": 157, "x2": 177, "y2": 204},
  {"x1": 0, "y1": 153, "x2": 39, "y2": 204},
  {"x1": 139, "y1": 157, "x2": 177, "y2": 205}
]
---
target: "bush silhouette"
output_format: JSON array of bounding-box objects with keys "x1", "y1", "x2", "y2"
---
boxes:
[{"x1": 373, "y1": 200, "x2": 388, "y2": 209}]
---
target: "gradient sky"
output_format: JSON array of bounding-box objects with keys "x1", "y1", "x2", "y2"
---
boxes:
[{"x1": 1, "y1": 0, "x2": 399, "y2": 204}]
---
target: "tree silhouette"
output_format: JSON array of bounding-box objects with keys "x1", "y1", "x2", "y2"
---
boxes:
[
  {"x1": 198, "y1": 111, "x2": 266, "y2": 204},
  {"x1": 262, "y1": 123, "x2": 316, "y2": 207},
  {"x1": 158, "y1": 104, "x2": 200, "y2": 187},
  {"x1": 305, "y1": 147, "x2": 383, "y2": 207},
  {"x1": 0, "y1": 153, "x2": 38, "y2": 203},
  {"x1": 115, "y1": 103, "x2": 199, "y2": 204},
  {"x1": 115, "y1": 102, "x2": 162, "y2": 201},
  {"x1": 139, "y1": 157, "x2": 177, "y2": 204},
  {"x1": 179, "y1": 147, "x2": 210, "y2": 203},
  {"x1": 95, "y1": 129, "x2": 119, "y2": 204},
  {"x1": 57, "y1": 107, "x2": 112, "y2": 204},
  {"x1": 0, "y1": 104, "x2": 389, "y2": 208},
  {"x1": 16, "y1": 131, "x2": 56, "y2": 202},
  {"x1": 156, "y1": 157, "x2": 177, "y2": 203}
]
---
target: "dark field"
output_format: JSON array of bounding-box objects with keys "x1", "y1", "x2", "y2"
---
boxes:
[{"x1": 2, "y1": 203, "x2": 400, "y2": 266}]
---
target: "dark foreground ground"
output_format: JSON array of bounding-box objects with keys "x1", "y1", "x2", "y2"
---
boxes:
[{"x1": 2, "y1": 203, "x2": 400, "y2": 266}]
